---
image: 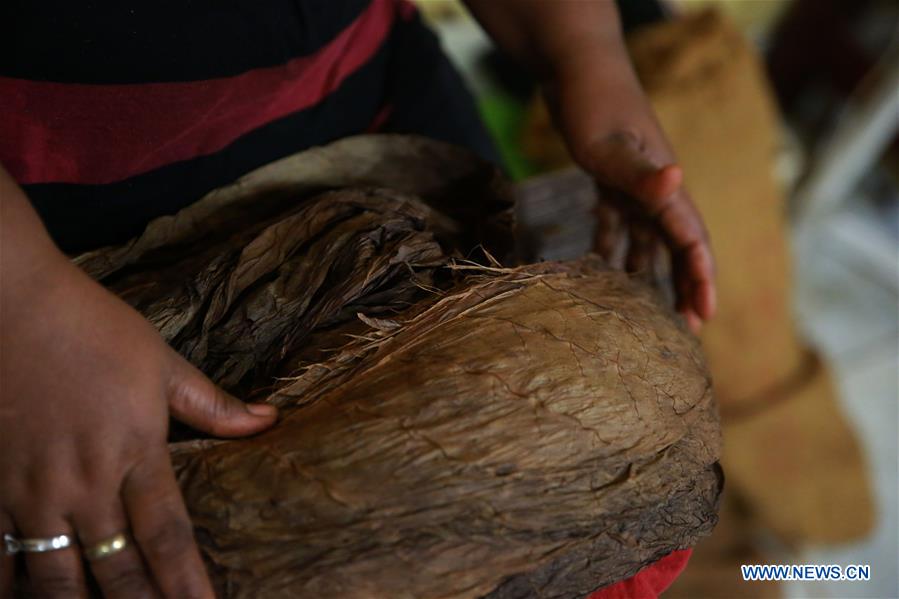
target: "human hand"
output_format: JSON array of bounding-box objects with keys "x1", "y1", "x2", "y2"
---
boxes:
[
  {"x1": 544, "y1": 42, "x2": 716, "y2": 332},
  {"x1": 0, "y1": 254, "x2": 277, "y2": 597},
  {"x1": 464, "y1": 0, "x2": 715, "y2": 331}
]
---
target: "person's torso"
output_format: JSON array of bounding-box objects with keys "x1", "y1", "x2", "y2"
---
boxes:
[{"x1": 1, "y1": 0, "x2": 410, "y2": 251}]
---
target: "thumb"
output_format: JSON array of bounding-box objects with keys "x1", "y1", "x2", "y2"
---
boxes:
[
  {"x1": 166, "y1": 356, "x2": 278, "y2": 438},
  {"x1": 580, "y1": 131, "x2": 681, "y2": 210}
]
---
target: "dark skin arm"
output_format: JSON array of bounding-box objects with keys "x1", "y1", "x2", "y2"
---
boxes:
[
  {"x1": 0, "y1": 163, "x2": 277, "y2": 597},
  {"x1": 465, "y1": 0, "x2": 716, "y2": 328}
]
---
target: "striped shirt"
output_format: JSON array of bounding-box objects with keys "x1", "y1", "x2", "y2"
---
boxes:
[{"x1": 1, "y1": 0, "x2": 491, "y2": 252}]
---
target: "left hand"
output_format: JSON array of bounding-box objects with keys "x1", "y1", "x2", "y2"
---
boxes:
[
  {"x1": 543, "y1": 41, "x2": 715, "y2": 332},
  {"x1": 465, "y1": 0, "x2": 716, "y2": 331}
]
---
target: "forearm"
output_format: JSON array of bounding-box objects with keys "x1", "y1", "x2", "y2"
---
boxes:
[
  {"x1": 463, "y1": 0, "x2": 625, "y2": 80},
  {"x1": 464, "y1": 0, "x2": 667, "y2": 167}
]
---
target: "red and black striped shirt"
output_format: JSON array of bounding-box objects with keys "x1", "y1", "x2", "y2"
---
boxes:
[{"x1": 1, "y1": 0, "x2": 492, "y2": 252}]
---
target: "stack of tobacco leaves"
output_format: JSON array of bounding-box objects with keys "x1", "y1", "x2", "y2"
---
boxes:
[{"x1": 75, "y1": 136, "x2": 722, "y2": 598}]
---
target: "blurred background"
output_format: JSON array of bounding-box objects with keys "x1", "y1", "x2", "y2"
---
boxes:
[{"x1": 411, "y1": 0, "x2": 899, "y2": 597}]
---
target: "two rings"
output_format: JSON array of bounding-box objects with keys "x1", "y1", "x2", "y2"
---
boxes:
[{"x1": 3, "y1": 532, "x2": 128, "y2": 561}]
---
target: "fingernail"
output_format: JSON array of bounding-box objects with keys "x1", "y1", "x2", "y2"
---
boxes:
[{"x1": 247, "y1": 403, "x2": 277, "y2": 417}]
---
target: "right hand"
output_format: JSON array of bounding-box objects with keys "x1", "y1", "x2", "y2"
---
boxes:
[{"x1": 0, "y1": 251, "x2": 278, "y2": 597}]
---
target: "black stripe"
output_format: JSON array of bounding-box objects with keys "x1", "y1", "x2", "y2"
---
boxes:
[
  {"x1": 25, "y1": 13, "x2": 499, "y2": 255},
  {"x1": 26, "y1": 39, "x2": 391, "y2": 253},
  {"x1": 2, "y1": 0, "x2": 371, "y2": 83}
]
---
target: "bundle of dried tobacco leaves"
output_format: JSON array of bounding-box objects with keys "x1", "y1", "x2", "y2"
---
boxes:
[{"x1": 75, "y1": 136, "x2": 721, "y2": 598}]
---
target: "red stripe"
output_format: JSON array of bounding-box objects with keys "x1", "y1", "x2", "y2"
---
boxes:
[
  {"x1": 587, "y1": 549, "x2": 692, "y2": 599},
  {"x1": 0, "y1": 0, "x2": 397, "y2": 185}
]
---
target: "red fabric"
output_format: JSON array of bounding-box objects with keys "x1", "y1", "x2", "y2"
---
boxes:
[
  {"x1": 397, "y1": 0, "x2": 417, "y2": 21},
  {"x1": 588, "y1": 549, "x2": 692, "y2": 599},
  {"x1": 0, "y1": 0, "x2": 399, "y2": 185}
]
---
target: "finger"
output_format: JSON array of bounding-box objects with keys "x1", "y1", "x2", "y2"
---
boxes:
[
  {"x1": 166, "y1": 356, "x2": 277, "y2": 438},
  {"x1": 593, "y1": 188, "x2": 622, "y2": 261},
  {"x1": 640, "y1": 164, "x2": 683, "y2": 206},
  {"x1": 1, "y1": 511, "x2": 14, "y2": 598},
  {"x1": 625, "y1": 218, "x2": 657, "y2": 277},
  {"x1": 593, "y1": 187, "x2": 628, "y2": 270},
  {"x1": 583, "y1": 133, "x2": 716, "y2": 320},
  {"x1": 649, "y1": 239, "x2": 673, "y2": 300},
  {"x1": 75, "y1": 500, "x2": 156, "y2": 598},
  {"x1": 683, "y1": 310, "x2": 703, "y2": 335},
  {"x1": 667, "y1": 218, "x2": 717, "y2": 321},
  {"x1": 582, "y1": 131, "x2": 679, "y2": 211},
  {"x1": 123, "y1": 452, "x2": 212, "y2": 599},
  {"x1": 672, "y1": 258, "x2": 704, "y2": 335},
  {"x1": 651, "y1": 186, "x2": 715, "y2": 320},
  {"x1": 13, "y1": 511, "x2": 85, "y2": 598}
]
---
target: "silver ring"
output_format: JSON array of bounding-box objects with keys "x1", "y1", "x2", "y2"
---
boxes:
[{"x1": 4, "y1": 533, "x2": 75, "y2": 555}]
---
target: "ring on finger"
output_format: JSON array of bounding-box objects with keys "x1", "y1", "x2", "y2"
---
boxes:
[
  {"x1": 3, "y1": 532, "x2": 75, "y2": 555},
  {"x1": 83, "y1": 532, "x2": 129, "y2": 561}
]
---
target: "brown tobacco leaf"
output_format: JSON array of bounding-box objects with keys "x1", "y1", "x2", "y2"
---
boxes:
[
  {"x1": 75, "y1": 136, "x2": 721, "y2": 598},
  {"x1": 167, "y1": 258, "x2": 721, "y2": 598},
  {"x1": 92, "y1": 189, "x2": 449, "y2": 395}
]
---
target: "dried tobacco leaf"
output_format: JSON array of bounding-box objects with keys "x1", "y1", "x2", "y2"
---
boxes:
[{"x1": 75, "y1": 136, "x2": 721, "y2": 598}]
